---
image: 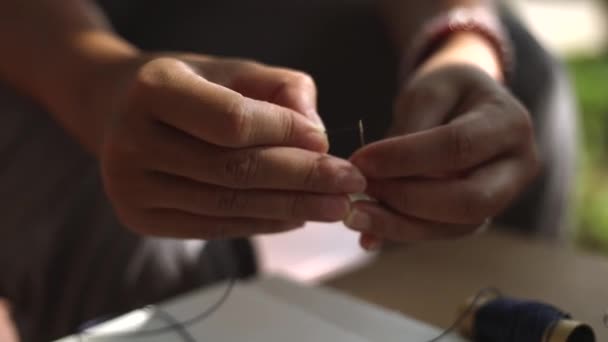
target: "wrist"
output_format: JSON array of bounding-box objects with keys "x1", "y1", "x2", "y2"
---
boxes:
[
  {"x1": 416, "y1": 31, "x2": 504, "y2": 81},
  {"x1": 49, "y1": 31, "x2": 142, "y2": 155},
  {"x1": 67, "y1": 30, "x2": 142, "y2": 110},
  {"x1": 401, "y1": 6, "x2": 512, "y2": 84}
]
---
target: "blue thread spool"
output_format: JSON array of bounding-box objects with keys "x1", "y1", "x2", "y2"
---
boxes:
[{"x1": 457, "y1": 292, "x2": 595, "y2": 342}]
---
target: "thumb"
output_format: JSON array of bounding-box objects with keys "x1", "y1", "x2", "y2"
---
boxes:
[
  {"x1": 390, "y1": 68, "x2": 462, "y2": 136},
  {"x1": 219, "y1": 60, "x2": 325, "y2": 129}
]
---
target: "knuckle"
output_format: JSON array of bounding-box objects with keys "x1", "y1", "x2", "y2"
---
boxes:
[
  {"x1": 224, "y1": 96, "x2": 252, "y2": 145},
  {"x1": 132, "y1": 57, "x2": 184, "y2": 95},
  {"x1": 223, "y1": 150, "x2": 260, "y2": 188},
  {"x1": 273, "y1": 70, "x2": 315, "y2": 94},
  {"x1": 303, "y1": 155, "x2": 328, "y2": 190},
  {"x1": 448, "y1": 125, "x2": 475, "y2": 169},
  {"x1": 214, "y1": 189, "x2": 248, "y2": 213},
  {"x1": 277, "y1": 108, "x2": 296, "y2": 144},
  {"x1": 496, "y1": 95, "x2": 535, "y2": 144},
  {"x1": 290, "y1": 71, "x2": 315, "y2": 89},
  {"x1": 224, "y1": 57, "x2": 259, "y2": 71}
]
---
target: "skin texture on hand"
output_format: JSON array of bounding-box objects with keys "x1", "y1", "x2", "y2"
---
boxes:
[
  {"x1": 345, "y1": 33, "x2": 539, "y2": 247},
  {"x1": 0, "y1": 0, "x2": 520, "y2": 248},
  {"x1": 101, "y1": 56, "x2": 366, "y2": 240},
  {"x1": 0, "y1": 0, "x2": 367, "y2": 242},
  {"x1": 0, "y1": 300, "x2": 18, "y2": 342}
]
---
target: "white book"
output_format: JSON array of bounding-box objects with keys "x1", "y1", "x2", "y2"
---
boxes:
[{"x1": 56, "y1": 277, "x2": 467, "y2": 342}]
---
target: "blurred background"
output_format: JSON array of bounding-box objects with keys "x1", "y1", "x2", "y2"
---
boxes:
[{"x1": 507, "y1": 0, "x2": 608, "y2": 253}]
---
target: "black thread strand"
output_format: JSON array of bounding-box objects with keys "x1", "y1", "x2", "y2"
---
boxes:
[
  {"x1": 77, "y1": 282, "x2": 591, "y2": 342},
  {"x1": 77, "y1": 276, "x2": 235, "y2": 341}
]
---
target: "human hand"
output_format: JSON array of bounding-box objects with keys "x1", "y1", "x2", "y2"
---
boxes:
[
  {"x1": 346, "y1": 54, "x2": 539, "y2": 246},
  {"x1": 101, "y1": 55, "x2": 366, "y2": 239},
  {"x1": 0, "y1": 299, "x2": 18, "y2": 342}
]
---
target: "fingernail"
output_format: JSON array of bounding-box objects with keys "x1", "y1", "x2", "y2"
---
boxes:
[
  {"x1": 304, "y1": 130, "x2": 329, "y2": 152},
  {"x1": 303, "y1": 115, "x2": 326, "y2": 133},
  {"x1": 345, "y1": 209, "x2": 372, "y2": 232},
  {"x1": 305, "y1": 110, "x2": 326, "y2": 132},
  {"x1": 364, "y1": 238, "x2": 383, "y2": 251},
  {"x1": 336, "y1": 168, "x2": 367, "y2": 193},
  {"x1": 348, "y1": 193, "x2": 376, "y2": 203},
  {"x1": 320, "y1": 197, "x2": 351, "y2": 221},
  {"x1": 313, "y1": 122, "x2": 326, "y2": 133}
]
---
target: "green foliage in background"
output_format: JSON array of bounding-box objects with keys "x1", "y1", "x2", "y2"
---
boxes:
[{"x1": 567, "y1": 55, "x2": 608, "y2": 252}]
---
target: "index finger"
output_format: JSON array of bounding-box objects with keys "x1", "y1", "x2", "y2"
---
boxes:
[
  {"x1": 351, "y1": 108, "x2": 525, "y2": 179},
  {"x1": 131, "y1": 58, "x2": 328, "y2": 152}
]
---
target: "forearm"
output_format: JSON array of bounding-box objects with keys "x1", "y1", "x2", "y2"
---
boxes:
[{"x1": 0, "y1": 0, "x2": 139, "y2": 153}]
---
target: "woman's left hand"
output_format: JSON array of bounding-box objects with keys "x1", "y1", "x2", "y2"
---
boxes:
[
  {"x1": 345, "y1": 33, "x2": 540, "y2": 248},
  {"x1": 0, "y1": 299, "x2": 18, "y2": 342}
]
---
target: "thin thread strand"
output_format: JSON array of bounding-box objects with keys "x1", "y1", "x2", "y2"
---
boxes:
[
  {"x1": 77, "y1": 276, "x2": 236, "y2": 341},
  {"x1": 424, "y1": 287, "x2": 502, "y2": 342}
]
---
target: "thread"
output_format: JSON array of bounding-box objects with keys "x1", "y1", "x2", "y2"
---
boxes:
[
  {"x1": 76, "y1": 276, "x2": 235, "y2": 341},
  {"x1": 75, "y1": 122, "x2": 367, "y2": 341},
  {"x1": 73, "y1": 121, "x2": 598, "y2": 341},
  {"x1": 77, "y1": 281, "x2": 597, "y2": 342},
  {"x1": 479, "y1": 300, "x2": 566, "y2": 341},
  {"x1": 147, "y1": 285, "x2": 500, "y2": 342},
  {"x1": 153, "y1": 307, "x2": 197, "y2": 342},
  {"x1": 423, "y1": 288, "x2": 502, "y2": 342},
  {"x1": 459, "y1": 294, "x2": 596, "y2": 342}
]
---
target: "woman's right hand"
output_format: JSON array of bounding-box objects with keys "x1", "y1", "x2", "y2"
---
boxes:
[{"x1": 100, "y1": 55, "x2": 366, "y2": 239}]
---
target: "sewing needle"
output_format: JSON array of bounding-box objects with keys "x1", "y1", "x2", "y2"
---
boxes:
[{"x1": 358, "y1": 119, "x2": 365, "y2": 147}]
